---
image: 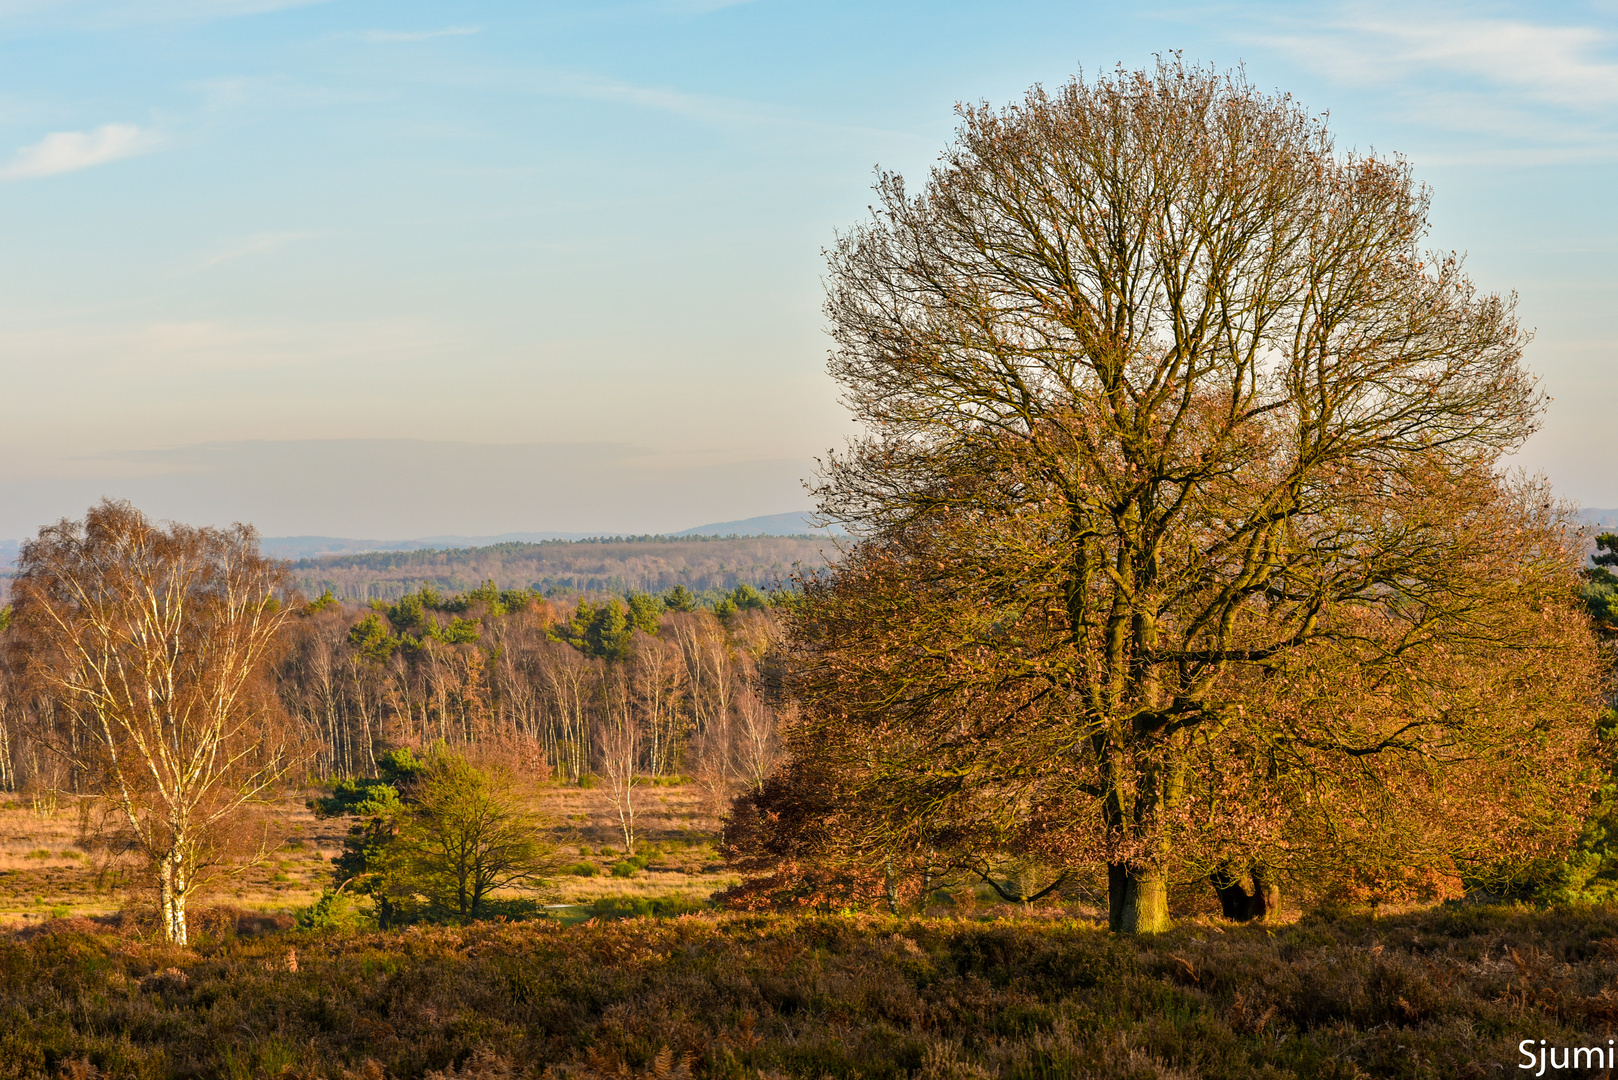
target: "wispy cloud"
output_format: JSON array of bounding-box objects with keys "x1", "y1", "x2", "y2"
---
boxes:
[
  {"x1": 187, "y1": 74, "x2": 390, "y2": 112},
  {"x1": 200, "y1": 230, "x2": 318, "y2": 268},
  {"x1": 543, "y1": 69, "x2": 914, "y2": 146},
  {"x1": 125, "y1": 0, "x2": 330, "y2": 17},
  {"x1": 0, "y1": 122, "x2": 159, "y2": 179},
  {"x1": 1251, "y1": 9, "x2": 1618, "y2": 107},
  {"x1": 1230, "y1": 5, "x2": 1618, "y2": 161},
  {"x1": 354, "y1": 25, "x2": 481, "y2": 43}
]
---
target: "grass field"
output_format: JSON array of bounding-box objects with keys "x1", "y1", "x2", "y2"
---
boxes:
[
  {"x1": 4, "y1": 903, "x2": 1617, "y2": 1079},
  {"x1": 0, "y1": 779, "x2": 736, "y2": 931}
]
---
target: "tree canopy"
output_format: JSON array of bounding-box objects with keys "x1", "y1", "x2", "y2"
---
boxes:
[{"x1": 763, "y1": 61, "x2": 1605, "y2": 932}]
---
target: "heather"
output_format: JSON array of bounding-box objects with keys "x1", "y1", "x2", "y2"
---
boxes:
[{"x1": 5, "y1": 904, "x2": 1618, "y2": 1079}]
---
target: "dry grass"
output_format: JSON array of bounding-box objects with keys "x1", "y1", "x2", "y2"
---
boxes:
[
  {"x1": 0, "y1": 794, "x2": 351, "y2": 929},
  {"x1": 0, "y1": 778, "x2": 733, "y2": 928},
  {"x1": 0, "y1": 799, "x2": 110, "y2": 925}
]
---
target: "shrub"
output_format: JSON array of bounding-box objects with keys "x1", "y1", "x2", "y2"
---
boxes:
[
  {"x1": 588, "y1": 893, "x2": 706, "y2": 919},
  {"x1": 313, "y1": 746, "x2": 561, "y2": 926},
  {"x1": 295, "y1": 890, "x2": 369, "y2": 932},
  {"x1": 383, "y1": 751, "x2": 560, "y2": 920},
  {"x1": 609, "y1": 854, "x2": 651, "y2": 878}
]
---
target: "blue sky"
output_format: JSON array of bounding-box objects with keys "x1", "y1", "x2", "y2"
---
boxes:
[{"x1": 0, "y1": 0, "x2": 1613, "y2": 537}]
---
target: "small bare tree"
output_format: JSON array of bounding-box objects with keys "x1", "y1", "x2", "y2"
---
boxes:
[
  {"x1": 732, "y1": 680, "x2": 782, "y2": 793},
  {"x1": 541, "y1": 642, "x2": 598, "y2": 781},
  {"x1": 630, "y1": 629, "x2": 688, "y2": 779},
  {"x1": 10, "y1": 500, "x2": 306, "y2": 943},
  {"x1": 729, "y1": 609, "x2": 784, "y2": 792},
  {"x1": 596, "y1": 667, "x2": 641, "y2": 853}
]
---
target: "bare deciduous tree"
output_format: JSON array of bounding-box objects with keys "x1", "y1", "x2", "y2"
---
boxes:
[
  {"x1": 596, "y1": 667, "x2": 641, "y2": 853},
  {"x1": 542, "y1": 642, "x2": 598, "y2": 781},
  {"x1": 631, "y1": 629, "x2": 688, "y2": 780},
  {"x1": 10, "y1": 500, "x2": 307, "y2": 943}
]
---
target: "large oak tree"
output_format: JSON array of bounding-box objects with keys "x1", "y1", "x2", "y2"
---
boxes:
[{"x1": 781, "y1": 62, "x2": 1604, "y2": 932}]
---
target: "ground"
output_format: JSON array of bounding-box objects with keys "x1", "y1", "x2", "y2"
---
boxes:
[
  {"x1": 9, "y1": 782, "x2": 1615, "y2": 1079},
  {"x1": 0, "y1": 779, "x2": 738, "y2": 930},
  {"x1": 4, "y1": 904, "x2": 1617, "y2": 1079}
]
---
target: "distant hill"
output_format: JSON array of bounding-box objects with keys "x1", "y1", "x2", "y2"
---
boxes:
[
  {"x1": 258, "y1": 511, "x2": 838, "y2": 561},
  {"x1": 672, "y1": 511, "x2": 843, "y2": 537},
  {"x1": 259, "y1": 532, "x2": 594, "y2": 560},
  {"x1": 291, "y1": 534, "x2": 842, "y2": 602},
  {"x1": 0, "y1": 514, "x2": 844, "y2": 601}
]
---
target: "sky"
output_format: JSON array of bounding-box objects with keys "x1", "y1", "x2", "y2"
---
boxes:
[{"x1": 0, "y1": 0, "x2": 1613, "y2": 539}]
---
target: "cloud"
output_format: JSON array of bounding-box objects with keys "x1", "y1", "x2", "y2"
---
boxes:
[
  {"x1": 0, "y1": 122, "x2": 159, "y2": 179},
  {"x1": 1251, "y1": 9, "x2": 1618, "y2": 108},
  {"x1": 355, "y1": 25, "x2": 481, "y2": 43},
  {"x1": 1228, "y1": 5, "x2": 1618, "y2": 160},
  {"x1": 539, "y1": 69, "x2": 913, "y2": 146},
  {"x1": 200, "y1": 230, "x2": 318, "y2": 268},
  {"x1": 0, "y1": 313, "x2": 457, "y2": 386},
  {"x1": 1398, "y1": 19, "x2": 1618, "y2": 106}
]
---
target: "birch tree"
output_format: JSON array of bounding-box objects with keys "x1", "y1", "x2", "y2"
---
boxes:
[
  {"x1": 596, "y1": 666, "x2": 641, "y2": 853},
  {"x1": 10, "y1": 500, "x2": 306, "y2": 943}
]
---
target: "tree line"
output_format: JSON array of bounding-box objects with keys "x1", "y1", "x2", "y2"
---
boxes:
[
  {"x1": 276, "y1": 579, "x2": 785, "y2": 804},
  {"x1": 1, "y1": 567, "x2": 785, "y2": 806},
  {"x1": 290, "y1": 534, "x2": 834, "y2": 602}
]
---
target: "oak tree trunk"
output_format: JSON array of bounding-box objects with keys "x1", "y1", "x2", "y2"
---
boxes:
[
  {"x1": 1212, "y1": 860, "x2": 1280, "y2": 922},
  {"x1": 1118, "y1": 869, "x2": 1170, "y2": 934}
]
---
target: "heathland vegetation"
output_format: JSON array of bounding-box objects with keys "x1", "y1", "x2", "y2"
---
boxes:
[
  {"x1": 0, "y1": 60, "x2": 1616, "y2": 1078},
  {"x1": 5, "y1": 906, "x2": 1618, "y2": 1079}
]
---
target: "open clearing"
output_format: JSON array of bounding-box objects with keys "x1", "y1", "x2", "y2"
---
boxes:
[{"x1": 0, "y1": 778, "x2": 736, "y2": 930}]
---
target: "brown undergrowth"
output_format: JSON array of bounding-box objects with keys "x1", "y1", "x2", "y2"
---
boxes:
[{"x1": 3, "y1": 904, "x2": 1617, "y2": 1079}]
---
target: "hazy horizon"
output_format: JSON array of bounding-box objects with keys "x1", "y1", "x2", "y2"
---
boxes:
[{"x1": 1, "y1": 1, "x2": 1613, "y2": 540}]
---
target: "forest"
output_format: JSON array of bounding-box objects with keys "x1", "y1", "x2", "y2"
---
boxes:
[
  {"x1": 287, "y1": 534, "x2": 836, "y2": 602},
  {"x1": 0, "y1": 570, "x2": 789, "y2": 820}
]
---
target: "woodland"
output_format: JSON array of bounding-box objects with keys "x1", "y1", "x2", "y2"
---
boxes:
[
  {"x1": 287, "y1": 535, "x2": 833, "y2": 603},
  {"x1": 0, "y1": 60, "x2": 1615, "y2": 1079},
  {"x1": 0, "y1": 510, "x2": 792, "y2": 938}
]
